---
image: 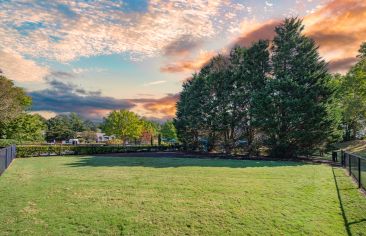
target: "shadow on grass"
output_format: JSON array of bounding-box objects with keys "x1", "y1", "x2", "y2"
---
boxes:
[
  {"x1": 332, "y1": 167, "x2": 366, "y2": 236},
  {"x1": 65, "y1": 155, "x2": 306, "y2": 169}
]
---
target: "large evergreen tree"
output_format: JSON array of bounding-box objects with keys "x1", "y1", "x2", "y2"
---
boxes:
[
  {"x1": 252, "y1": 18, "x2": 339, "y2": 157},
  {"x1": 174, "y1": 73, "x2": 210, "y2": 150}
]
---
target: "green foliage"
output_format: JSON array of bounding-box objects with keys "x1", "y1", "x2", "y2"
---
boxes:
[
  {"x1": 102, "y1": 110, "x2": 143, "y2": 143},
  {"x1": 252, "y1": 18, "x2": 339, "y2": 157},
  {"x1": 0, "y1": 75, "x2": 32, "y2": 137},
  {"x1": 175, "y1": 18, "x2": 341, "y2": 157},
  {"x1": 0, "y1": 139, "x2": 21, "y2": 147},
  {"x1": 84, "y1": 119, "x2": 98, "y2": 131},
  {"x1": 338, "y1": 43, "x2": 366, "y2": 140},
  {"x1": 358, "y1": 41, "x2": 366, "y2": 59},
  {"x1": 3, "y1": 113, "x2": 46, "y2": 142},
  {"x1": 16, "y1": 144, "x2": 179, "y2": 157},
  {"x1": 140, "y1": 119, "x2": 158, "y2": 144},
  {"x1": 68, "y1": 112, "x2": 86, "y2": 132},
  {"x1": 44, "y1": 113, "x2": 96, "y2": 142},
  {"x1": 174, "y1": 74, "x2": 208, "y2": 150},
  {"x1": 160, "y1": 120, "x2": 177, "y2": 141},
  {"x1": 78, "y1": 130, "x2": 97, "y2": 143},
  {"x1": 45, "y1": 115, "x2": 75, "y2": 142}
]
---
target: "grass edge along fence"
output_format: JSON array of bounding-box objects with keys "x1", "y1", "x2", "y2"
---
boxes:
[
  {"x1": 0, "y1": 145, "x2": 16, "y2": 175},
  {"x1": 339, "y1": 150, "x2": 366, "y2": 191},
  {"x1": 16, "y1": 144, "x2": 181, "y2": 158}
]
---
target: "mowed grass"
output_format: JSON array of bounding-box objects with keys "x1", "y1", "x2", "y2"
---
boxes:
[{"x1": 0, "y1": 156, "x2": 365, "y2": 235}]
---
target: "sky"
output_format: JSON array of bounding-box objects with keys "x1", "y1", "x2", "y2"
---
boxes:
[{"x1": 0, "y1": 0, "x2": 365, "y2": 122}]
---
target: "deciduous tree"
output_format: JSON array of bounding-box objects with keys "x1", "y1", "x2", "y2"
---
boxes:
[
  {"x1": 102, "y1": 110, "x2": 143, "y2": 144},
  {"x1": 4, "y1": 113, "x2": 46, "y2": 142}
]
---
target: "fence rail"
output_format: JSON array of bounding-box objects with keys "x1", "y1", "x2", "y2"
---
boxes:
[
  {"x1": 0, "y1": 145, "x2": 16, "y2": 175},
  {"x1": 340, "y1": 150, "x2": 366, "y2": 191}
]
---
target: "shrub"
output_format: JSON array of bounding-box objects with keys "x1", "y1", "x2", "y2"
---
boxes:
[
  {"x1": 0, "y1": 139, "x2": 20, "y2": 147},
  {"x1": 16, "y1": 144, "x2": 182, "y2": 158}
]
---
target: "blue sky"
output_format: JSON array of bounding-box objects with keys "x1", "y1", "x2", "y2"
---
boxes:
[{"x1": 0, "y1": 0, "x2": 364, "y2": 121}]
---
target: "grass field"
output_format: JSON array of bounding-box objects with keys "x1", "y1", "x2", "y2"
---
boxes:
[{"x1": 0, "y1": 156, "x2": 365, "y2": 235}]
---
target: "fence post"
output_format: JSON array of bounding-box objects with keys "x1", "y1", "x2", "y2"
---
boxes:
[
  {"x1": 332, "y1": 151, "x2": 337, "y2": 162},
  {"x1": 358, "y1": 157, "x2": 361, "y2": 188},
  {"x1": 5, "y1": 147, "x2": 8, "y2": 168},
  {"x1": 10, "y1": 146, "x2": 13, "y2": 162},
  {"x1": 349, "y1": 154, "x2": 352, "y2": 176},
  {"x1": 340, "y1": 150, "x2": 344, "y2": 166}
]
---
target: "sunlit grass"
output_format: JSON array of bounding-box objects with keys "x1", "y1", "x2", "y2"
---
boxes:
[{"x1": 0, "y1": 156, "x2": 365, "y2": 235}]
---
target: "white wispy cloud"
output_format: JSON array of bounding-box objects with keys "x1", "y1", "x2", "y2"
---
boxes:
[
  {"x1": 143, "y1": 80, "x2": 167, "y2": 86},
  {"x1": 72, "y1": 67, "x2": 107, "y2": 74},
  {"x1": 0, "y1": 49, "x2": 49, "y2": 82},
  {"x1": 0, "y1": 0, "x2": 244, "y2": 63}
]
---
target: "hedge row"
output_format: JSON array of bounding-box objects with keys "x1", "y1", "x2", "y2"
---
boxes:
[{"x1": 16, "y1": 145, "x2": 181, "y2": 158}]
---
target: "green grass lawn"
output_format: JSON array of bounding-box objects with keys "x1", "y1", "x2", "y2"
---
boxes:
[{"x1": 0, "y1": 156, "x2": 365, "y2": 235}]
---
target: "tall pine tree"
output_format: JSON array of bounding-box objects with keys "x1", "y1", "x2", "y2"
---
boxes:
[{"x1": 252, "y1": 18, "x2": 338, "y2": 157}]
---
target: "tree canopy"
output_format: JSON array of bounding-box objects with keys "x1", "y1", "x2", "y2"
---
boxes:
[
  {"x1": 3, "y1": 113, "x2": 46, "y2": 142},
  {"x1": 161, "y1": 120, "x2": 177, "y2": 141},
  {"x1": 102, "y1": 110, "x2": 143, "y2": 144},
  {"x1": 175, "y1": 18, "x2": 342, "y2": 157},
  {"x1": 338, "y1": 42, "x2": 366, "y2": 140},
  {"x1": 0, "y1": 75, "x2": 32, "y2": 138}
]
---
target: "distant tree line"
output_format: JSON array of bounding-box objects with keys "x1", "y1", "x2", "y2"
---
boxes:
[
  {"x1": 0, "y1": 74, "x2": 177, "y2": 145},
  {"x1": 174, "y1": 18, "x2": 366, "y2": 158},
  {"x1": 101, "y1": 109, "x2": 177, "y2": 145}
]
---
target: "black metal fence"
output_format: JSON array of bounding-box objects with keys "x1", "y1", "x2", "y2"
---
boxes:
[
  {"x1": 0, "y1": 145, "x2": 16, "y2": 175},
  {"x1": 340, "y1": 150, "x2": 366, "y2": 191}
]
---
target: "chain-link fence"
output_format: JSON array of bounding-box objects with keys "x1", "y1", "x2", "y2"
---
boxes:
[
  {"x1": 340, "y1": 150, "x2": 365, "y2": 191},
  {"x1": 0, "y1": 145, "x2": 16, "y2": 175}
]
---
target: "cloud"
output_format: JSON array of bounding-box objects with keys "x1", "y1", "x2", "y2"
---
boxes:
[
  {"x1": 29, "y1": 111, "x2": 58, "y2": 120},
  {"x1": 265, "y1": 1, "x2": 273, "y2": 7},
  {"x1": 229, "y1": 0, "x2": 366, "y2": 73},
  {"x1": 50, "y1": 71, "x2": 75, "y2": 79},
  {"x1": 29, "y1": 77, "x2": 178, "y2": 121},
  {"x1": 160, "y1": 51, "x2": 216, "y2": 73},
  {"x1": 163, "y1": 35, "x2": 204, "y2": 57},
  {"x1": 328, "y1": 57, "x2": 358, "y2": 73},
  {"x1": 0, "y1": 49, "x2": 49, "y2": 82},
  {"x1": 29, "y1": 78, "x2": 135, "y2": 120},
  {"x1": 232, "y1": 19, "x2": 280, "y2": 47},
  {"x1": 143, "y1": 80, "x2": 167, "y2": 86},
  {"x1": 130, "y1": 93, "x2": 179, "y2": 119},
  {"x1": 72, "y1": 67, "x2": 107, "y2": 74},
  {"x1": 0, "y1": 0, "x2": 231, "y2": 62},
  {"x1": 303, "y1": 0, "x2": 366, "y2": 72}
]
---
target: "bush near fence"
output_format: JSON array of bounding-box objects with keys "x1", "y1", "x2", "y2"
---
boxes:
[{"x1": 16, "y1": 144, "x2": 181, "y2": 158}]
